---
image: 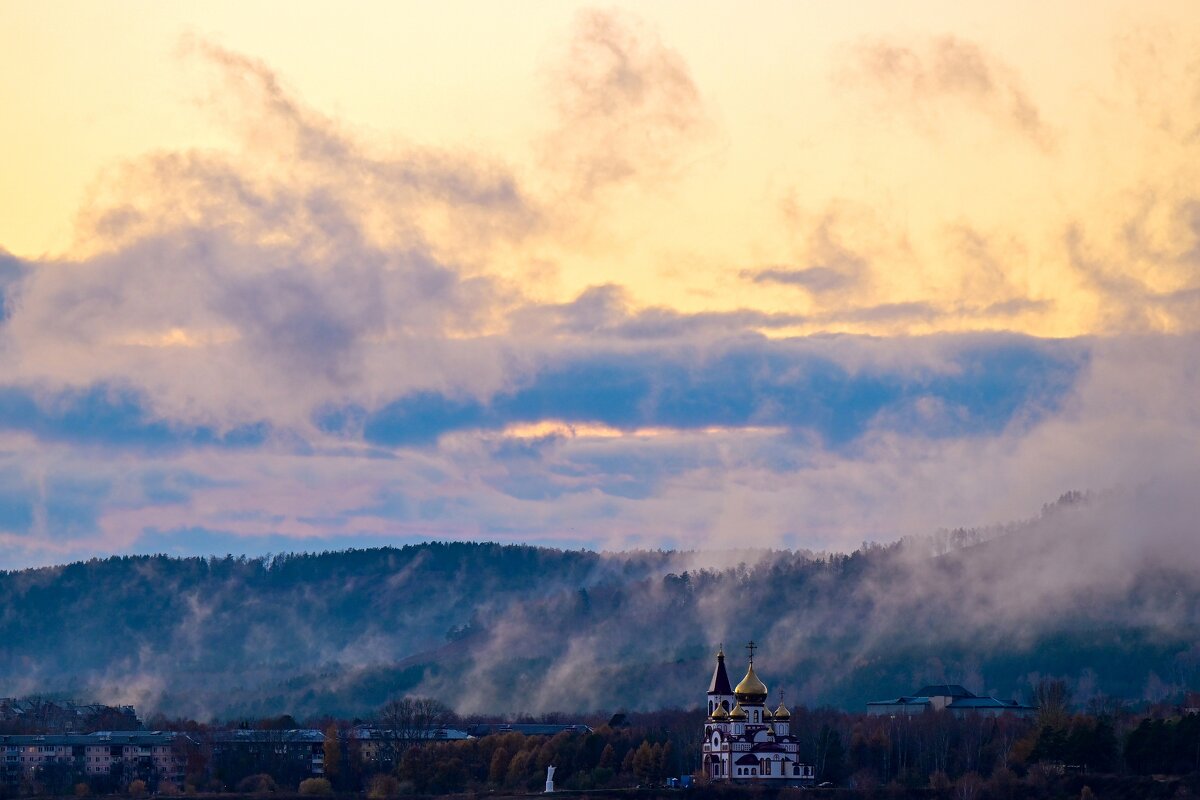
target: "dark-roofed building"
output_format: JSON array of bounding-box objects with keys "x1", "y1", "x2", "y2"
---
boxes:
[
  {"x1": 463, "y1": 723, "x2": 590, "y2": 737},
  {"x1": 867, "y1": 685, "x2": 1036, "y2": 718},
  {"x1": 0, "y1": 698, "x2": 139, "y2": 733}
]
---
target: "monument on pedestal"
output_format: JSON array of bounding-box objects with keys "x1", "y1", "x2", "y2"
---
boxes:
[{"x1": 545, "y1": 765, "x2": 556, "y2": 793}]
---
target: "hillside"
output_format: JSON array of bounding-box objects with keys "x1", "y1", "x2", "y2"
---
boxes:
[{"x1": 2, "y1": 491, "x2": 1198, "y2": 720}]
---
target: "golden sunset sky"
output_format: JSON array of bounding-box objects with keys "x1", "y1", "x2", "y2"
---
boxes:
[
  {"x1": 5, "y1": 1, "x2": 1198, "y2": 337},
  {"x1": 0, "y1": 1, "x2": 1198, "y2": 566}
]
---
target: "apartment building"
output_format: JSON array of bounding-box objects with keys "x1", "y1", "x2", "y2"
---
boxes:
[{"x1": 0, "y1": 731, "x2": 191, "y2": 788}]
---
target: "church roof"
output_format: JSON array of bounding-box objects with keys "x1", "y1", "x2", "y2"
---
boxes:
[
  {"x1": 708, "y1": 647, "x2": 733, "y2": 695},
  {"x1": 948, "y1": 696, "x2": 1036, "y2": 711},
  {"x1": 734, "y1": 663, "x2": 768, "y2": 704}
]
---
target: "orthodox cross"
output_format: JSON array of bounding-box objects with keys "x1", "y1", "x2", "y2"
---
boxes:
[{"x1": 745, "y1": 640, "x2": 757, "y2": 664}]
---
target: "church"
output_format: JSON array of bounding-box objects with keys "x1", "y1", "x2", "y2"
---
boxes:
[{"x1": 702, "y1": 643, "x2": 815, "y2": 786}]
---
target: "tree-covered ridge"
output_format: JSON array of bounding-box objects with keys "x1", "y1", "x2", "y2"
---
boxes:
[{"x1": 2, "y1": 494, "x2": 1199, "y2": 720}]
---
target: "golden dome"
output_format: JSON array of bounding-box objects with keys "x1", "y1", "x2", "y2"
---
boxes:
[
  {"x1": 773, "y1": 702, "x2": 791, "y2": 720},
  {"x1": 711, "y1": 704, "x2": 729, "y2": 720},
  {"x1": 734, "y1": 663, "x2": 769, "y2": 704},
  {"x1": 729, "y1": 702, "x2": 748, "y2": 720}
]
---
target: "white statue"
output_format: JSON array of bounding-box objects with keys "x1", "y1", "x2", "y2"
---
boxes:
[{"x1": 545, "y1": 765, "x2": 556, "y2": 793}]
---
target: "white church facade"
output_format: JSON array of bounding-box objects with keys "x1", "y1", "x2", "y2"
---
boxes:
[{"x1": 702, "y1": 643, "x2": 815, "y2": 786}]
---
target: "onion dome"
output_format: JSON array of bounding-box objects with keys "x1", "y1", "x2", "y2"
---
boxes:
[
  {"x1": 763, "y1": 709, "x2": 775, "y2": 722},
  {"x1": 734, "y1": 663, "x2": 769, "y2": 704},
  {"x1": 711, "y1": 704, "x2": 729, "y2": 720},
  {"x1": 773, "y1": 701, "x2": 791, "y2": 720},
  {"x1": 729, "y1": 702, "x2": 748, "y2": 721}
]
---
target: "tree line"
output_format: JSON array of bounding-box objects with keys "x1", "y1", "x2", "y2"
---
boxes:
[{"x1": 8, "y1": 681, "x2": 1200, "y2": 799}]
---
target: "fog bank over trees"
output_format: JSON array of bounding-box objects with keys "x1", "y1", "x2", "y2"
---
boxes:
[{"x1": 2, "y1": 488, "x2": 1198, "y2": 719}]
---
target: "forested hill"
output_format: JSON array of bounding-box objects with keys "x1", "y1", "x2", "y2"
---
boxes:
[{"x1": 2, "y1": 491, "x2": 1199, "y2": 720}]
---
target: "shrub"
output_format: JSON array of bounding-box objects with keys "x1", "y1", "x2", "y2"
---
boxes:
[
  {"x1": 298, "y1": 778, "x2": 332, "y2": 795},
  {"x1": 367, "y1": 773, "x2": 400, "y2": 800},
  {"x1": 127, "y1": 780, "x2": 147, "y2": 798},
  {"x1": 235, "y1": 774, "x2": 278, "y2": 794}
]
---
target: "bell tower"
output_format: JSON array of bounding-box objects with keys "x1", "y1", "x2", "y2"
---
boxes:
[{"x1": 707, "y1": 644, "x2": 735, "y2": 717}]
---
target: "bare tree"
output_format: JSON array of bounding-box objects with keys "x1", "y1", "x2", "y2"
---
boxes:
[
  {"x1": 1032, "y1": 679, "x2": 1072, "y2": 731},
  {"x1": 374, "y1": 697, "x2": 455, "y2": 766}
]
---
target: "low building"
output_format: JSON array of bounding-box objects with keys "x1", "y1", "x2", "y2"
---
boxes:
[
  {"x1": 463, "y1": 723, "x2": 590, "y2": 737},
  {"x1": 867, "y1": 685, "x2": 1036, "y2": 718}
]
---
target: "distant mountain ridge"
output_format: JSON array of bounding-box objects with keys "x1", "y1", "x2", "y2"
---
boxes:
[{"x1": 2, "y1": 492, "x2": 1198, "y2": 720}]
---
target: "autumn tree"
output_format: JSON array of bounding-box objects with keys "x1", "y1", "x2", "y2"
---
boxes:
[
  {"x1": 488, "y1": 747, "x2": 510, "y2": 785},
  {"x1": 322, "y1": 725, "x2": 340, "y2": 784}
]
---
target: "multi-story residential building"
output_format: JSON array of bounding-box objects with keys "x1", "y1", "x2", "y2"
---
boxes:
[
  {"x1": 345, "y1": 725, "x2": 473, "y2": 771},
  {"x1": 0, "y1": 731, "x2": 192, "y2": 789},
  {"x1": 209, "y1": 729, "x2": 326, "y2": 787}
]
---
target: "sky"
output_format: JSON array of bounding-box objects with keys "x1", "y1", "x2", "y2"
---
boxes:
[{"x1": 0, "y1": 0, "x2": 1199, "y2": 568}]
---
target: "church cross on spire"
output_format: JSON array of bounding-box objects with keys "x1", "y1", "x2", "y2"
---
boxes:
[{"x1": 745, "y1": 640, "x2": 757, "y2": 664}]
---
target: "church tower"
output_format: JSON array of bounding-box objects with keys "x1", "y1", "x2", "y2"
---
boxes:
[
  {"x1": 707, "y1": 644, "x2": 734, "y2": 717},
  {"x1": 701, "y1": 641, "x2": 814, "y2": 786}
]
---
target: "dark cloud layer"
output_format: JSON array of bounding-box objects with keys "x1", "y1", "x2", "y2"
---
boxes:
[
  {"x1": 0, "y1": 383, "x2": 269, "y2": 451},
  {"x1": 335, "y1": 335, "x2": 1084, "y2": 448}
]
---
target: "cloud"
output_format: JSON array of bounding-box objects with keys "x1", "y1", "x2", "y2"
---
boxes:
[
  {"x1": 840, "y1": 35, "x2": 1052, "y2": 149},
  {"x1": 540, "y1": 8, "x2": 711, "y2": 194},
  {"x1": 1067, "y1": 196, "x2": 1200, "y2": 332},
  {"x1": 0, "y1": 27, "x2": 1197, "y2": 572},
  {"x1": 2, "y1": 43, "x2": 531, "y2": 430},
  {"x1": 745, "y1": 213, "x2": 1056, "y2": 328},
  {"x1": 743, "y1": 210, "x2": 872, "y2": 297},
  {"x1": 342, "y1": 334, "x2": 1084, "y2": 448},
  {"x1": 746, "y1": 265, "x2": 857, "y2": 294},
  {"x1": 513, "y1": 284, "x2": 806, "y2": 339},
  {"x1": 0, "y1": 382, "x2": 269, "y2": 451},
  {"x1": 0, "y1": 250, "x2": 26, "y2": 322}
]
